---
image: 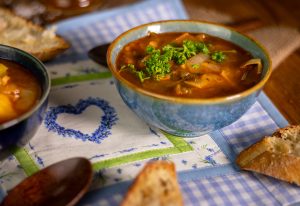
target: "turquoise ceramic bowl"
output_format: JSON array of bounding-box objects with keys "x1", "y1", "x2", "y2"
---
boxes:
[{"x1": 107, "y1": 20, "x2": 271, "y2": 137}]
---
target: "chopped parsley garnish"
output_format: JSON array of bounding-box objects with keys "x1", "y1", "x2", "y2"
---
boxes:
[
  {"x1": 144, "y1": 46, "x2": 172, "y2": 80},
  {"x1": 120, "y1": 64, "x2": 149, "y2": 82},
  {"x1": 162, "y1": 40, "x2": 210, "y2": 65},
  {"x1": 211, "y1": 51, "x2": 226, "y2": 63},
  {"x1": 120, "y1": 40, "x2": 226, "y2": 82}
]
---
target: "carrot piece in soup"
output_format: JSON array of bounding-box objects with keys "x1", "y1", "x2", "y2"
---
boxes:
[
  {"x1": 0, "y1": 93, "x2": 17, "y2": 123},
  {"x1": 0, "y1": 63, "x2": 8, "y2": 77},
  {"x1": 172, "y1": 33, "x2": 197, "y2": 45}
]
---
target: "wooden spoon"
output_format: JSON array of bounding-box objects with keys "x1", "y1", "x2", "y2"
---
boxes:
[{"x1": 1, "y1": 157, "x2": 93, "y2": 206}]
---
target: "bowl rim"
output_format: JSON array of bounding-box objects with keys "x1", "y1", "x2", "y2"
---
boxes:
[
  {"x1": 0, "y1": 45, "x2": 51, "y2": 130},
  {"x1": 107, "y1": 19, "x2": 272, "y2": 104}
]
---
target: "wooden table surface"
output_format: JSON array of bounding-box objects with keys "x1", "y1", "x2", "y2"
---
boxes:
[{"x1": 2, "y1": 0, "x2": 299, "y2": 124}]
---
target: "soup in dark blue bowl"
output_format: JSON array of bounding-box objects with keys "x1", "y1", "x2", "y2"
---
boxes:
[{"x1": 0, "y1": 45, "x2": 50, "y2": 152}]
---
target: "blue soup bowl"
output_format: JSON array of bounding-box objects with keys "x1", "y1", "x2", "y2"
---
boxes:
[
  {"x1": 107, "y1": 20, "x2": 271, "y2": 137},
  {"x1": 0, "y1": 45, "x2": 50, "y2": 152}
]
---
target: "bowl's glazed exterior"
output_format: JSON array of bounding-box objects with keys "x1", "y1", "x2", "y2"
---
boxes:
[
  {"x1": 0, "y1": 45, "x2": 50, "y2": 151},
  {"x1": 107, "y1": 20, "x2": 271, "y2": 137}
]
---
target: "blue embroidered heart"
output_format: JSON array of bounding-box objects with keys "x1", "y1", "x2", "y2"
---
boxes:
[{"x1": 44, "y1": 97, "x2": 118, "y2": 143}]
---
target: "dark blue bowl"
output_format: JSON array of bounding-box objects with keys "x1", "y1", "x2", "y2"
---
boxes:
[{"x1": 0, "y1": 45, "x2": 50, "y2": 152}]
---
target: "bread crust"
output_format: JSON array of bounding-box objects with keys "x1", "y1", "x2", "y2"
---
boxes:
[
  {"x1": 120, "y1": 161, "x2": 184, "y2": 206},
  {"x1": 236, "y1": 125, "x2": 300, "y2": 186},
  {"x1": 0, "y1": 8, "x2": 69, "y2": 62},
  {"x1": 30, "y1": 37, "x2": 69, "y2": 62}
]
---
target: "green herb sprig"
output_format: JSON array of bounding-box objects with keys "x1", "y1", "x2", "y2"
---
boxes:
[
  {"x1": 120, "y1": 40, "x2": 226, "y2": 82},
  {"x1": 162, "y1": 40, "x2": 210, "y2": 65},
  {"x1": 144, "y1": 46, "x2": 172, "y2": 80},
  {"x1": 211, "y1": 51, "x2": 226, "y2": 63},
  {"x1": 120, "y1": 64, "x2": 149, "y2": 82}
]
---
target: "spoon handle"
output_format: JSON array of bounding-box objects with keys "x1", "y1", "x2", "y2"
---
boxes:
[
  {"x1": 227, "y1": 18, "x2": 265, "y2": 33},
  {"x1": 88, "y1": 43, "x2": 110, "y2": 67}
]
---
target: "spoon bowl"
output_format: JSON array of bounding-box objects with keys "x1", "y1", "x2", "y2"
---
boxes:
[{"x1": 1, "y1": 157, "x2": 93, "y2": 206}]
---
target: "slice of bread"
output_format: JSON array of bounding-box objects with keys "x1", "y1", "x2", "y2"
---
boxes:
[
  {"x1": 120, "y1": 161, "x2": 184, "y2": 206},
  {"x1": 0, "y1": 8, "x2": 69, "y2": 61},
  {"x1": 236, "y1": 125, "x2": 300, "y2": 185}
]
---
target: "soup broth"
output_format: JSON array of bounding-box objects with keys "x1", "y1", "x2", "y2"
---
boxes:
[
  {"x1": 116, "y1": 32, "x2": 262, "y2": 98},
  {"x1": 0, "y1": 59, "x2": 41, "y2": 124}
]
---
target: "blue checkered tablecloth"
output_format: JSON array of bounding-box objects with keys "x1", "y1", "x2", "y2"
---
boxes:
[
  {"x1": 1, "y1": 0, "x2": 300, "y2": 205},
  {"x1": 79, "y1": 94, "x2": 300, "y2": 206},
  {"x1": 49, "y1": 0, "x2": 300, "y2": 205},
  {"x1": 51, "y1": 0, "x2": 187, "y2": 64}
]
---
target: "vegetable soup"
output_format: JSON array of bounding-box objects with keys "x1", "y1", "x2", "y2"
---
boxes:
[
  {"x1": 116, "y1": 32, "x2": 262, "y2": 98},
  {"x1": 0, "y1": 59, "x2": 41, "y2": 124}
]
